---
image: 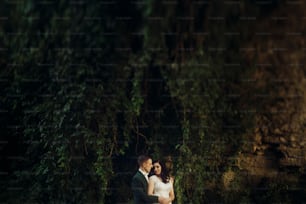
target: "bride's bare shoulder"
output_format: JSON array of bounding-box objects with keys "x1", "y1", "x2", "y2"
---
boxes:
[{"x1": 149, "y1": 175, "x2": 157, "y2": 180}]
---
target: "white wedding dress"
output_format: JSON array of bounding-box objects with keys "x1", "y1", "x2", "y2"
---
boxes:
[{"x1": 149, "y1": 175, "x2": 173, "y2": 204}]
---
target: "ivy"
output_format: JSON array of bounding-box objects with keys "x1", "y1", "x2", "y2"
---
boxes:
[{"x1": 0, "y1": 0, "x2": 290, "y2": 203}]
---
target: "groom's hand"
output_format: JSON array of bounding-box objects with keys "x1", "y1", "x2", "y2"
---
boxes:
[{"x1": 158, "y1": 197, "x2": 172, "y2": 204}]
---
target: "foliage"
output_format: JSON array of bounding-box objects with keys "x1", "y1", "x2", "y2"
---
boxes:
[
  {"x1": 140, "y1": 0, "x2": 252, "y2": 202},
  {"x1": 0, "y1": 0, "x2": 293, "y2": 203},
  {"x1": 0, "y1": 0, "x2": 142, "y2": 202}
]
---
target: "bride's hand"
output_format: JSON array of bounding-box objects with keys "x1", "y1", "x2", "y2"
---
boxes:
[
  {"x1": 159, "y1": 197, "x2": 171, "y2": 204},
  {"x1": 166, "y1": 198, "x2": 172, "y2": 204}
]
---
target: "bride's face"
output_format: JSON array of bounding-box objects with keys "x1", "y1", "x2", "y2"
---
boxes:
[{"x1": 153, "y1": 162, "x2": 162, "y2": 175}]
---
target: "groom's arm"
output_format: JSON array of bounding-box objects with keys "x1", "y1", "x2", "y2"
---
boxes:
[{"x1": 131, "y1": 177, "x2": 159, "y2": 203}]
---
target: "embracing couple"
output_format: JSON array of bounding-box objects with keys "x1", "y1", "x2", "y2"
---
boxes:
[{"x1": 131, "y1": 155, "x2": 175, "y2": 204}]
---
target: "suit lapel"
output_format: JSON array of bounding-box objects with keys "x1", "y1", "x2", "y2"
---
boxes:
[{"x1": 137, "y1": 171, "x2": 148, "y2": 188}]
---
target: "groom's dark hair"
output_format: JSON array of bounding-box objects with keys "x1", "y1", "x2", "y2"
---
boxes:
[{"x1": 137, "y1": 155, "x2": 151, "y2": 166}]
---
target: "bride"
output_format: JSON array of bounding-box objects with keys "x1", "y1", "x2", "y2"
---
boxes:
[{"x1": 148, "y1": 159, "x2": 175, "y2": 204}]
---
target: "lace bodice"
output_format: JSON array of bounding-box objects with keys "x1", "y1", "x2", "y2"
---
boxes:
[{"x1": 149, "y1": 175, "x2": 173, "y2": 201}]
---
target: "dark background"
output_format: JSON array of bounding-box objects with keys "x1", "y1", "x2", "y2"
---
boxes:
[{"x1": 1, "y1": 0, "x2": 306, "y2": 203}]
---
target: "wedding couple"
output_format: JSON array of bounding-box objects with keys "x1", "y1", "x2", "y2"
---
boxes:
[{"x1": 131, "y1": 155, "x2": 175, "y2": 204}]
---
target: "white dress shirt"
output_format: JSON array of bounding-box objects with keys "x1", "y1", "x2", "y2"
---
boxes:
[{"x1": 139, "y1": 168, "x2": 149, "y2": 182}]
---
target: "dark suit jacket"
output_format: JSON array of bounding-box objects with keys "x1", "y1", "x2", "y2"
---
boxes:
[{"x1": 131, "y1": 170, "x2": 159, "y2": 204}]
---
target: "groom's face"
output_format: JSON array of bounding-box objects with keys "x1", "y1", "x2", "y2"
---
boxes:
[{"x1": 143, "y1": 158, "x2": 153, "y2": 173}]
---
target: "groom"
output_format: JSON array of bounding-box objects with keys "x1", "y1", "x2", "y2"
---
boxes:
[{"x1": 131, "y1": 155, "x2": 171, "y2": 204}]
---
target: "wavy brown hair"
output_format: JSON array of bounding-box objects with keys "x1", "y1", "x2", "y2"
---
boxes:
[{"x1": 149, "y1": 160, "x2": 170, "y2": 183}]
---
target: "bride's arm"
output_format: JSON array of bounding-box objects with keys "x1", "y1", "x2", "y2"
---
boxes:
[
  {"x1": 169, "y1": 177, "x2": 175, "y2": 201},
  {"x1": 147, "y1": 177, "x2": 155, "y2": 195}
]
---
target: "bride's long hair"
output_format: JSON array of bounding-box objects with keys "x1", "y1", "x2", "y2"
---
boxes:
[{"x1": 149, "y1": 160, "x2": 170, "y2": 183}]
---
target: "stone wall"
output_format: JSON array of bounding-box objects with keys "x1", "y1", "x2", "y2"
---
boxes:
[{"x1": 238, "y1": 0, "x2": 306, "y2": 182}]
